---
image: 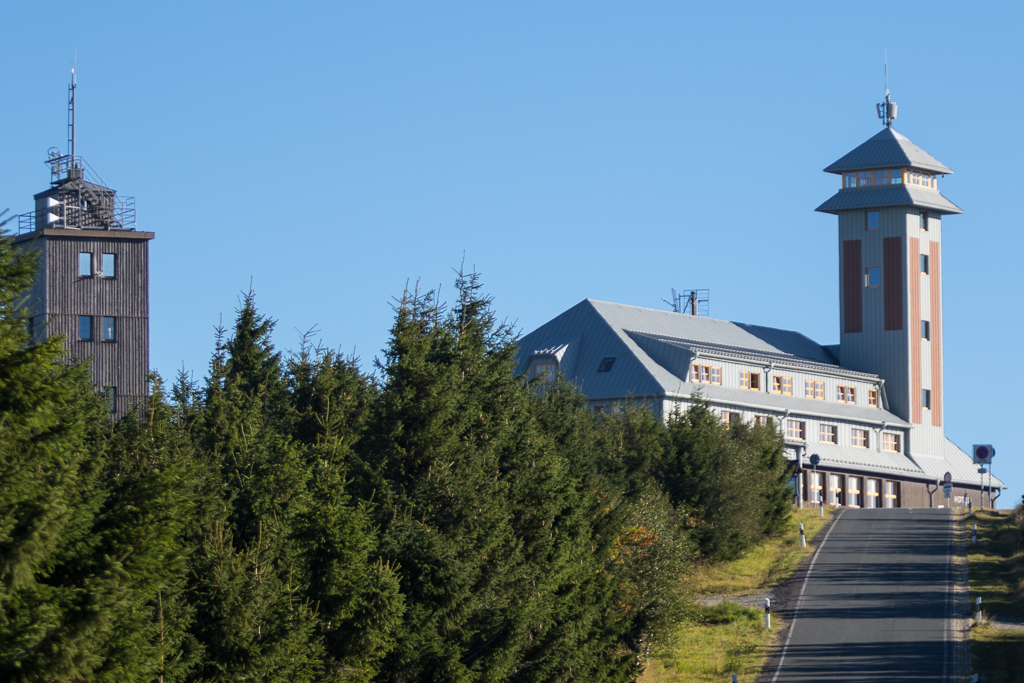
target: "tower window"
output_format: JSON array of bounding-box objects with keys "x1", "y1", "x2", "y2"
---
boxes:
[
  {"x1": 865, "y1": 267, "x2": 881, "y2": 287},
  {"x1": 923, "y1": 389, "x2": 932, "y2": 410},
  {"x1": 102, "y1": 253, "x2": 116, "y2": 278},
  {"x1": 597, "y1": 357, "x2": 616, "y2": 372},
  {"x1": 845, "y1": 173, "x2": 856, "y2": 188},
  {"x1": 102, "y1": 317, "x2": 116, "y2": 342},
  {"x1": 920, "y1": 254, "x2": 929, "y2": 273},
  {"x1": 921, "y1": 320, "x2": 930, "y2": 340},
  {"x1": 78, "y1": 315, "x2": 92, "y2": 341},
  {"x1": 892, "y1": 170, "x2": 903, "y2": 184},
  {"x1": 873, "y1": 169, "x2": 890, "y2": 185},
  {"x1": 79, "y1": 252, "x2": 92, "y2": 277},
  {"x1": 866, "y1": 211, "x2": 880, "y2": 230}
]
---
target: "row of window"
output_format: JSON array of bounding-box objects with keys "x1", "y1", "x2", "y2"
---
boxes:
[
  {"x1": 699, "y1": 364, "x2": 880, "y2": 407},
  {"x1": 785, "y1": 418, "x2": 901, "y2": 451},
  {"x1": 79, "y1": 252, "x2": 117, "y2": 279},
  {"x1": 863, "y1": 255, "x2": 930, "y2": 289},
  {"x1": 845, "y1": 169, "x2": 937, "y2": 190},
  {"x1": 807, "y1": 473, "x2": 898, "y2": 508},
  {"x1": 79, "y1": 315, "x2": 117, "y2": 342},
  {"x1": 865, "y1": 210, "x2": 931, "y2": 232}
]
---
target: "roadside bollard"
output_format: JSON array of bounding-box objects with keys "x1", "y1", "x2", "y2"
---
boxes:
[
  {"x1": 968, "y1": 497, "x2": 973, "y2": 516},
  {"x1": 764, "y1": 598, "x2": 771, "y2": 630},
  {"x1": 819, "y1": 501, "x2": 824, "y2": 517},
  {"x1": 973, "y1": 524, "x2": 977, "y2": 545},
  {"x1": 976, "y1": 597, "x2": 982, "y2": 622},
  {"x1": 799, "y1": 522, "x2": 806, "y2": 548}
]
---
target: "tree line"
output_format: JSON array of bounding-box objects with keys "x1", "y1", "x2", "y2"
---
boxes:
[{"x1": 0, "y1": 230, "x2": 792, "y2": 682}]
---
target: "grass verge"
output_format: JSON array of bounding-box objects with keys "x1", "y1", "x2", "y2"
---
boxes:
[
  {"x1": 967, "y1": 508, "x2": 1024, "y2": 683},
  {"x1": 641, "y1": 506, "x2": 834, "y2": 683}
]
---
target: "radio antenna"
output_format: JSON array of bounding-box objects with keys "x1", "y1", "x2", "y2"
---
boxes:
[
  {"x1": 876, "y1": 51, "x2": 897, "y2": 128},
  {"x1": 68, "y1": 54, "x2": 77, "y2": 166}
]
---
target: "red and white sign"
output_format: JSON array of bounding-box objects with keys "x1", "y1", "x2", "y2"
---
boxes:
[{"x1": 973, "y1": 445, "x2": 995, "y2": 463}]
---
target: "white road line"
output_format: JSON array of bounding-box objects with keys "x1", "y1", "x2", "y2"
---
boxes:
[{"x1": 770, "y1": 508, "x2": 846, "y2": 683}]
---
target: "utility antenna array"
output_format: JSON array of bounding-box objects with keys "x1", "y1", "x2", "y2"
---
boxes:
[
  {"x1": 877, "y1": 52, "x2": 897, "y2": 127},
  {"x1": 68, "y1": 58, "x2": 77, "y2": 163},
  {"x1": 662, "y1": 288, "x2": 710, "y2": 317}
]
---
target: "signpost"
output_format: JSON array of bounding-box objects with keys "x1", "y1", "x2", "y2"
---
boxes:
[
  {"x1": 810, "y1": 454, "x2": 821, "y2": 516},
  {"x1": 943, "y1": 471, "x2": 952, "y2": 502},
  {"x1": 973, "y1": 445, "x2": 996, "y2": 509}
]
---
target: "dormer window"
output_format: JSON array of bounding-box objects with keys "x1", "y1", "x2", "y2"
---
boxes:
[
  {"x1": 534, "y1": 362, "x2": 557, "y2": 382},
  {"x1": 597, "y1": 357, "x2": 616, "y2": 373}
]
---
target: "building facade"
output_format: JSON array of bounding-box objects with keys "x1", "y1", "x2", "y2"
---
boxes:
[{"x1": 515, "y1": 111, "x2": 1004, "y2": 509}]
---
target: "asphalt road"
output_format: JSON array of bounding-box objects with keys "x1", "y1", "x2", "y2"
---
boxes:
[{"x1": 771, "y1": 507, "x2": 955, "y2": 682}]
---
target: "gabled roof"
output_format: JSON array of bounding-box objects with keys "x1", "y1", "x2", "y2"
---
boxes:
[
  {"x1": 516, "y1": 300, "x2": 889, "y2": 421},
  {"x1": 823, "y1": 127, "x2": 954, "y2": 175},
  {"x1": 816, "y1": 184, "x2": 963, "y2": 215}
]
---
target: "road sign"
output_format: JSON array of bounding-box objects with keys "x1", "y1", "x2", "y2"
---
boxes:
[
  {"x1": 810, "y1": 454, "x2": 821, "y2": 466},
  {"x1": 973, "y1": 445, "x2": 995, "y2": 463},
  {"x1": 943, "y1": 483, "x2": 952, "y2": 498},
  {"x1": 943, "y1": 471, "x2": 952, "y2": 483}
]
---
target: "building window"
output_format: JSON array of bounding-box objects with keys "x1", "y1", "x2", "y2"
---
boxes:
[
  {"x1": 845, "y1": 173, "x2": 856, "y2": 188},
  {"x1": 102, "y1": 317, "x2": 116, "y2": 342},
  {"x1": 848, "y1": 477, "x2": 861, "y2": 507},
  {"x1": 722, "y1": 411, "x2": 741, "y2": 425},
  {"x1": 772, "y1": 376, "x2": 793, "y2": 395},
  {"x1": 102, "y1": 253, "x2": 116, "y2": 278},
  {"x1": 805, "y1": 380, "x2": 825, "y2": 400},
  {"x1": 920, "y1": 254, "x2": 929, "y2": 274},
  {"x1": 104, "y1": 386, "x2": 116, "y2": 413},
  {"x1": 921, "y1": 320, "x2": 930, "y2": 340},
  {"x1": 740, "y1": 370, "x2": 760, "y2": 390},
  {"x1": 892, "y1": 170, "x2": 903, "y2": 185},
  {"x1": 692, "y1": 364, "x2": 722, "y2": 384},
  {"x1": 921, "y1": 213, "x2": 930, "y2": 230},
  {"x1": 597, "y1": 357, "x2": 615, "y2": 372},
  {"x1": 595, "y1": 405, "x2": 622, "y2": 417},
  {"x1": 808, "y1": 472, "x2": 823, "y2": 503},
  {"x1": 866, "y1": 211, "x2": 880, "y2": 230},
  {"x1": 852, "y1": 428, "x2": 869, "y2": 448},
  {"x1": 754, "y1": 415, "x2": 770, "y2": 427},
  {"x1": 873, "y1": 169, "x2": 890, "y2": 185},
  {"x1": 837, "y1": 386, "x2": 856, "y2": 403},
  {"x1": 922, "y1": 389, "x2": 931, "y2": 410},
  {"x1": 819, "y1": 424, "x2": 838, "y2": 444},
  {"x1": 865, "y1": 267, "x2": 881, "y2": 287},
  {"x1": 828, "y1": 474, "x2": 842, "y2": 506},
  {"x1": 786, "y1": 419, "x2": 806, "y2": 441},
  {"x1": 866, "y1": 479, "x2": 880, "y2": 508},
  {"x1": 869, "y1": 389, "x2": 878, "y2": 407},
  {"x1": 884, "y1": 481, "x2": 898, "y2": 508},
  {"x1": 858, "y1": 171, "x2": 872, "y2": 187},
  {"x1": 534, "y1": 363, "x2": 557, "y2": 382},
  {"x1": 883, "y1": 432, "x2": 901, "y2": 453},
  {"x1": 78, "y1": 315, "x2": 92, "y2": 341},
  {"x1": 79, "y1": 252, "x2": 92, "y2": 277}
]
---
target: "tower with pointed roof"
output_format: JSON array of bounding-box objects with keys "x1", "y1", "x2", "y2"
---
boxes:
[{"x1": 816, "y1": 97, "x2": 960, "y2": 459}]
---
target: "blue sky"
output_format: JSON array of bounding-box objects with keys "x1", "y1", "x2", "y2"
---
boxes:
[{"x1": 2, "y1": 1, "x2": 1021, "y2": 505}]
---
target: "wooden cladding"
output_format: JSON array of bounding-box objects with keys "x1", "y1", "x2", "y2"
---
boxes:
[
  {"x1": 930, "y1": 241, "x2": 943, "y2": 426},
  {"x1": 909, "y1": 237, "x2": 923, "y2": 424},
  {"x1": 843, "y1": 240, "x2": 863, "y2": 334},
  {"x1": 883, "y1": 237, "x2": 904, "y2": 330}
]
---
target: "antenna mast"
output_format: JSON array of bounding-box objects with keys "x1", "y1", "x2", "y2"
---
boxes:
[
  {"x1": 68, "y1": 60, "x2": 77, "y2": 168},
  {"x1": 876, "y1": 51, "x2": 897, "y2": 127}
]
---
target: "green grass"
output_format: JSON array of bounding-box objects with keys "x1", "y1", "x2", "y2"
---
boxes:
[
  {"x1": 640, "y1": 507, "x2": 835, "y2": 683},
  {"x1": 967, "y1": 508, "x2": 1024, "y2": 683}
]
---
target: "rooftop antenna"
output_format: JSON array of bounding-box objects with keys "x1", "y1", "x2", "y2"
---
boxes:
[
  {"x1": 876, "y1": 51, "x2": 897, "y2": 128},
  {"x1": 68, "y1": 54, "x2": 77, "y2": 167}
]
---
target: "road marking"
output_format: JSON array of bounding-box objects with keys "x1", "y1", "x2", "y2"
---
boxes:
[{"x1": 770, "y1": 509, "x2": 846, "y2": 683}]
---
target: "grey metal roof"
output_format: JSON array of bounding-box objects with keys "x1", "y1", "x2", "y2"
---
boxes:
[
  {"x1": 816, "y1": 184, "x2": 963, "y2": 215},
  {"x1": 823, "y1": 127, "x2": 954, "y2": 175},
  {"x1": 673, "y1": 383, "x2": 908, "y2": 426},
  {"x1": 792, "y1": 442, "x2": 925, "y2": 477},
  {"x1": 516, "y1": 299, "x2": 888, "y2": 410}
]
